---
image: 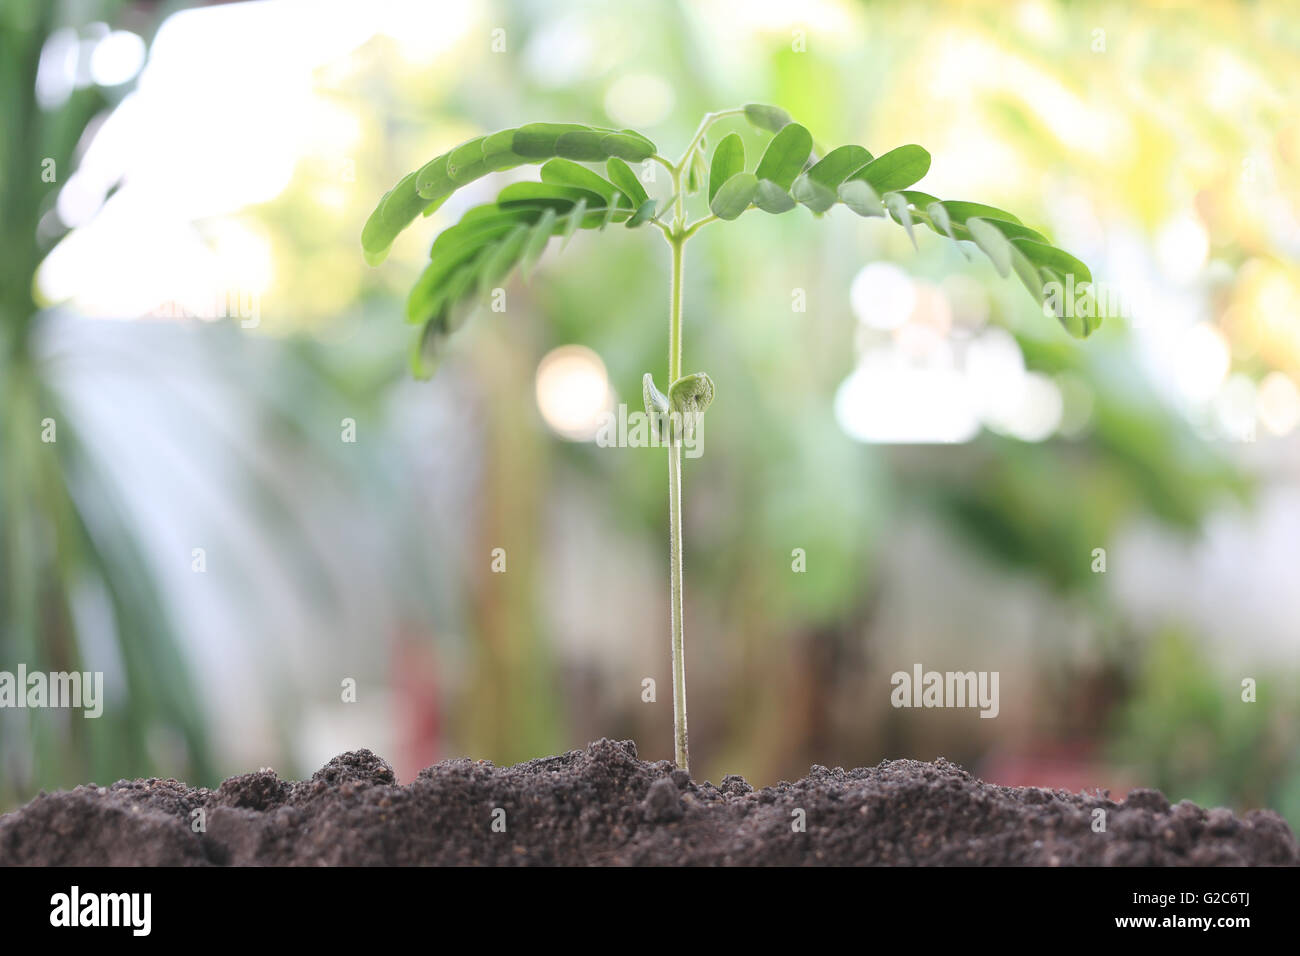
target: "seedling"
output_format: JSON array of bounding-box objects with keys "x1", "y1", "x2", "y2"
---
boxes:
[{"x1": 362, "y1": 104, "x2": 1101, "y2": 773}]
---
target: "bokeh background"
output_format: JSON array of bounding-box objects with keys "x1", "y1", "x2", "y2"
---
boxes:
[{"x1": 3, "y1": 0, "x2": 1299, "y2": 825}]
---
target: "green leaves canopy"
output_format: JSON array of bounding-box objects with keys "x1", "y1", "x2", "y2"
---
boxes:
[
  {"x1": 363, "y1": 108, "x2": 1104, "y2": 378},
  {"x1": 363, "y1": 123, "x2": 662, "y2": 377},
  {"x1": 728, "y1": 104, "x2": 1104, "y2": 336},
  {"x1": 361, "y1": 122, "x2": 655, "y2": 267}
]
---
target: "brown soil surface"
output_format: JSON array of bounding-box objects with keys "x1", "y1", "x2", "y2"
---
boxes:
[{"x1": 1, "y1": 739, "x2": 1295, "y2": 865}]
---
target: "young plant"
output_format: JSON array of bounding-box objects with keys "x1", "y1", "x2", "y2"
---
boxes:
[{"x1": 362, "y1": 104, "x2": 1102, "y2": 773}]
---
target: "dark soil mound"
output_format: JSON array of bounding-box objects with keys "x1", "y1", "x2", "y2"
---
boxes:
[{"x1": 1, "y1": 739, "x2": 1295, "y2": 865}]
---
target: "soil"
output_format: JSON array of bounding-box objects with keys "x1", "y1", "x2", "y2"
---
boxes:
[{"x1": 1, "y1": 739, "x2": 1295, "y2": 865}]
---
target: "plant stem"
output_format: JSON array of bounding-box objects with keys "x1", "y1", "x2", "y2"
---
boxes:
[
  {"x1": 666, "y1": 228, "x2": 689, "y2": 772},
  {"x1": 676, "y1": 107, "x2": 746, "y2": 171},
  {"x1": 660, "y1": 111, "x2": 744, "y2": 773}
]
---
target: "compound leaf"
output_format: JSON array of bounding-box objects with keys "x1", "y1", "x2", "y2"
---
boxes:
[
  {"x1": 850, "y1": 145, "x2": 931, "y2": 194},
  {"x1": 540, "y1": 158, "x2": 624, "y2": 206},
  {"x1": 708, "y1": 133, "x2": 744, "y2": 203},
  {"x1": 362, "y1": 122, "x2": 658, "y2": 265},
  {"x1": 710, "y1": 171, "x2": 759, "y2": 220},
  {"x1": 755, "y1": 179, "x2": 798, "y2": 214},
  {"x1": 755, "y1": 123, "x2": 813, "y2": 190},
  {"x1": 606, "y1": 156, "x2": 649, "y2": 207},
  {"x1": 743, "y1": 103, "x2": 793, "y2": 132}
]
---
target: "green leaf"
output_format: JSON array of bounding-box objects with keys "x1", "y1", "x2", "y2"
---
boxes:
[
  {"x1": 520, "y1": 207, "x2": 558, "y2": 278},
  {"x1": 926, "y1": 200, "x2": 956, "y2": 241},
  {"x1": 642, "y1": 372, "x2": 670, "y2": 441},
  {"x1": 438, "y1": 262, "x2": 482, "y2": 333},
  {"x1": 512, "y1": 122, "x2": 591, "y2": 158},
  {"x1": 626, "y1": 198, "x2": 658, "y2": 227},
  {"x1": 926, "y1": 199, "x2": 1022, "y2": 227},
  {"x1": 669, "y1": 371, "x2": 716, "y2": 441},
  {"x1": 669, "y1": 372, "x2": 715, "y2": 415},
  {"x1": 365, "y1": 122, "x2": 660, "y2": 264},
  {"x1": 406, "y1": 253, "x2": 470, "y2": 325},
  {"x1": 606, "y1": 157, "x2": 648, "y2": 207},
  {"x1": 414, "y1": 154, "x2": 455, "y2": 199},
  {"x1": 411, "y1": 255, "x2": 478, "y2": 332},
  {"x1": 429, "y1": 206, "x2": 543, "y2": 259},
  {"x1": 1004, "y1": 240, "x2": 1102, "y2": 337},
  {"x1": 924, "y1": 200, "x2": 974, "y2": 260},
  {"x1": 892, "y1": 193, "x2": 1046, "y2": 244},
  {"x1": 1010, "y1": 248, "x2": 1047, "y2": 313},
  {"x1": 743, "y1": 103, "x2": 793, "y2": 132},
  {"x1": 1009, "y1": 237, "x2": 1093, "y2": 286},
  {"x1": 361, "y1": 172, "x2": 429, "y2": 265},
  {"x1": 561, "y1": 198, "x2": 588, "y2": 247},
  {"x1": 411, "y1": 319, "x2": 447, "y2": 380},
  {"x1": 708, "y1": 133, "x2": 744, "y2": 203},
  {"x1": 426, "y1": 221, "x2": 518, "y2": 271},
  {"x1": 643, "y1": 372, "x2": 669, "y2": 414},
  {"x1": 376, "y1": 111, "x2": 1103, "y2": 374},
  {"x1": 790, "y1": 175, "x2": 836, "y2": 213},
  {"x1": 837, "y1": 179, "x2": 884, "y2": 217},
  {"x1": 754, "y1": 179, "x2": 797, "y2": 214},
  {"x1": 971, "y1": 218, "x2": 1046, "y2": 243},
  {"x1": 803, "y1": 144, "x2": 873, "y2": 193},
  {"x1": 850, "y1": 145, "x2": 931, "y2": 194},
  {"x1": 755, "y1": 123, "x2": 812, "y2": 190},
  {"x1": 967, "y1": 217, "x2": 1013, "y2": 276},
  {"x1": 498, "y1": 181, "x2": 608, "y2": 211},
  {"x1": 599, "y1": 130, "x2": 657, "y2": 161},
  {"x1": 883, "y1": 192, "x2": 917, "y2": 249},
  {"x1": 555, "y1": 129, "x2": 609, "y2": 161},
  {"x1": 709, "y1": 171, "x2": 758, "y2": 220},
  {"x1": 540, "y1": 158, "x2": 624, "y2": 206},
  {"x1": 476, "y1": 224, "x2": 530, "y2": 298},
  {"x1": 682, "y1": 147, "x2": 706, "y2": 195},
  {"x1": 445, "y1": 134, "x2": 522, "y2": 184},
  {"x1": 598, "y1": 198, "x2": 621, "y2": 230},
  {"x1": 365, "y1": 122, "x2": 659, "y2": 265}
]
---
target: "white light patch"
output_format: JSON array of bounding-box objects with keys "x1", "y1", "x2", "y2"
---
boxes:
[
  {"x1": 35, "y1": 0, "x2": 452, "y2": 318},
  {"x1": 605, "y1": 73, "x2": 674, "y2": 129},
  {"x1": 1214, "y1": 374, "x2": 1257, "y2": 442},
  {"x1": 523, "y1": 16, "x2": 595, "y2": 88},
  {"x1": 1175, "y1": 323, "x2": 1230, "y2": 404},
  {"x1": 535, "y1": 345, "x2": 613, "y2": 442},
  {"x1": 964, "y1": 327, "x2": 1025, "y2": 421},
  {"x1": 835, "y1": 350, "x2": 979, "y2": 445},
  {"x1": 1257, "y1": 371, "x2": 1300, "y2": 437},
  {"x1": 1155, "y1": 213, "x2": 1210, "y2": 284},
  {"x1": 994, "y1": 371, "x2": 1064, "y2": 442},
  {"x1": 90, "y1": 30, "x2": 146, "y2": 87},
  {"x1": 850, "y1": 262, "x2": 916, "y2": 331}
]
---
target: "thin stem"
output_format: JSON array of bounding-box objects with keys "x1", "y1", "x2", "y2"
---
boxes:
[
  {"x1": 648, "y1": 154, "x2": 677, "y2": 176},
  {"x1": 667, "y1": 232, "x2": 688, "y2": 772},
  {"x1": 681, "y1": 214, "x2": 719, "y2": 240},
  {"x1": 668, "y1": 433, "x2": 687, "y2": 771},
  {"x1": 676, "y1": 107, "x2": 746, "y2": 171},
  {"x1": 660, "y1": 109, "x2": 743, "y2": 774},
  {"x1": 669, "y1": 238, "x2": 684, "y2": 380}
]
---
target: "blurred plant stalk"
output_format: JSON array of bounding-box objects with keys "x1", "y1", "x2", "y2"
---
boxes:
[{"x1": 0, "y1": 0, "x2": 211, "y2": 804}]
